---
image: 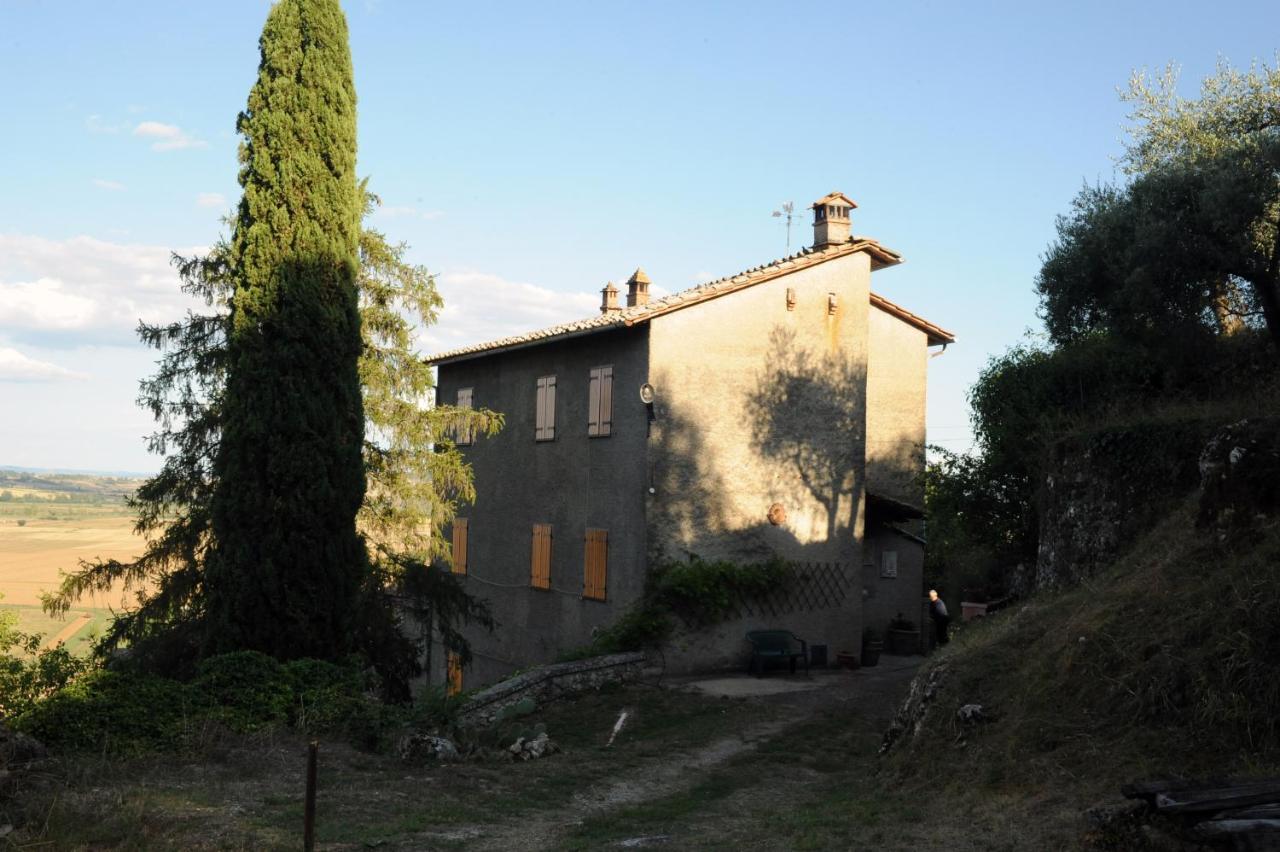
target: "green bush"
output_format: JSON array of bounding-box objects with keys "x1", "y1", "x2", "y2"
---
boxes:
[
  {"x1": 192, "y1": 651, "x2": 294, "y2": 732},
  {"x1": 14, "y1": 670, "x2": 195, "y2": 753},
  {"x1": 282, "y1": 657, "x2": 369, "y2": 734}
]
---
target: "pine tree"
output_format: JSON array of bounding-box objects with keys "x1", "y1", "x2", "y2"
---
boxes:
[{"x1": 202, "y1": 0, "x2": 367, "y2": 659}]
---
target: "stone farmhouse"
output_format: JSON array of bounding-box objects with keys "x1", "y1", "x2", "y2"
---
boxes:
[{"x1": 428, "y1": 192, "x2": 954, "y2": 688}]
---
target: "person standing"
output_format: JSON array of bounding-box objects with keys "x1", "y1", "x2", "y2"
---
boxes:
[{"x1": 929, "y1": 589, "x2": 951, "y2": 647}]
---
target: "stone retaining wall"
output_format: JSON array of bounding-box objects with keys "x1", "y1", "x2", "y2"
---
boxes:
[{"x1": 456, "y1": 652, "x2": 646, "y2": 727}]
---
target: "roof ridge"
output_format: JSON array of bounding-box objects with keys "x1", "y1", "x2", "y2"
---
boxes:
[{"x1": 427, "y1": 237, "x2": 950, "y2": 364}]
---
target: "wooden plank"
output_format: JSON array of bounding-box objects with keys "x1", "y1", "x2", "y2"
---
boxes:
[
  {"x1": 1155, "y1": 787, "x2": 1280, "y2": 815},
  {"x1": 1195, "y1": 817, "x2": 1280, "y2": 838},
  {"x1": 1124, "y1": 778, "x2": 1280, "y2": 800}
]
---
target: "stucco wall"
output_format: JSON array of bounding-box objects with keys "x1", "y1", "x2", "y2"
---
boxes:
[
  {"x1": 435, "y1": 327, "x2": 650, "y2": 686},
  {"x1": 861, "y1": 526, "x2": 926, "y2": 643},
  {"x1": 865, "y1": 306, "x2": 928, "y2": 508},
  {"x1": 645, "y1": 251, "x2": 874, "y2": 658}
]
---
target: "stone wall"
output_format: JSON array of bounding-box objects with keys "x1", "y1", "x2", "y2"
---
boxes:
[
  {"x1": 1033, "y1": 421, "x2": 1210, "y2": 592},
  {"x1": 456, "y1": 652, "x2": 646, "y2": 727}
]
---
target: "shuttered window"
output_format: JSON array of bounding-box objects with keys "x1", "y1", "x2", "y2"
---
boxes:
[
  {"x1": 531, "y1": 523, "x2": 552, "y2": 589},
  {"x1": 583, "y1": 528, "x2": 608, "y2": 601},
  {"x1": 456, "y1": 387, "x2": 474, "y2": 445},
  {"x1": 446, "y1": 651, "x2": 463, "y2": 696},
  {"x1": 535, "y1": 375, "x2": 556, "y2": 441},
  {"x1": 588, "y1": 366, "x2": 613, "y2": 437},
  {"x1": 451, "y1": 518, "x2": 468, "y2": 575}
]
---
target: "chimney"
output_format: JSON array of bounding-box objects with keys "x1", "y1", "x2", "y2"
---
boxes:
[
  {"x1": 600, "y1": 281, "x2": 620, "y2": 314},
  {"x1": 811, "y1": 191, "x2": 857, "y2": 249},
  {"x1": 626, "y1": 267, "x2": 650, "y2": 307}
]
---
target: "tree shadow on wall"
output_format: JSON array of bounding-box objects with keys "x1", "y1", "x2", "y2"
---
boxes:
[{"x1": 746, "y1": 327, "x2": 867, "y2": 546}]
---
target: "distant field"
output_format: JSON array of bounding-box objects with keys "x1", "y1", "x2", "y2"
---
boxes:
[{"x1": 0, "y1": 472, "x2": 148, "y2": 654}]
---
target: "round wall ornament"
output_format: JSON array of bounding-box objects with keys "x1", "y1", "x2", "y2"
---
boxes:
[{"x1": 767, "y1": 502, "x2": 787, "y2": 526}]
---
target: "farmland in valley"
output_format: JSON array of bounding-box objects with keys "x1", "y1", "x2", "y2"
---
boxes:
[{"x1": 0, "y1": 469, "x2": 148, "y2": 652}]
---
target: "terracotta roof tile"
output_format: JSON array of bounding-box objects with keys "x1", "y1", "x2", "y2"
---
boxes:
[{"x1": 428, "y1": 237, "x2": 953, "y2": 364}]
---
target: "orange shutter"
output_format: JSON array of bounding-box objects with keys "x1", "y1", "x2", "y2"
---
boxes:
[
  {"x1": 531, "y1": 524, "x2": 552, "y2": 589},
  {"x1": 451, "y1": 518, "x2": 468, "y2": 575},
  {"x1": 446, "y1": 651, "x2": 463, "y2": 696},
  {"x1": 583, "y1": 528, "x2": 608, "y2": 601}
]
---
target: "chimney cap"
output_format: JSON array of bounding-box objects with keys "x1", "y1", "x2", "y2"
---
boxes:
[
  {"x1": 627, "y1": 267, "x2": 651, "y2": 286},
  {"x1": 811, "y1": 191, "x2": 858, "y2": 211},
  {"x1": 601, "y1": 281, "x2": 619, "y2": 294}
]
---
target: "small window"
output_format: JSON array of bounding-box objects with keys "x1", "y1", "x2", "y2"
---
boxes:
[
  {"x1": 531, "y1": 523, "x2": 552, "y2": 589},
  {"x1": 880, "y1": 551, "x2": 898, "y2": 579},
  {"x1": 588, "y1": 366, "x2": 613, "y2": 437},
  {"x1": 535, "y1": 375, "x2": 556, "y2": 441},
  {"x1": 446, "y1": 651, "x2": 463, "y2": 696},
  {"x1": 451, "y1": 518, "x2": 468, "y2": 575},
  {"x1": 583, "y1": 528, "x2": 608, "y2": 601},
  {"x1": 456, "y1": 387, "x2": 474, "y2": 445}
]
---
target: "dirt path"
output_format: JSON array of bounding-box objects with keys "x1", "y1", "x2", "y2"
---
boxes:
[{"x1": 428, "y1": 659, "x2": 922, "y2": 851}]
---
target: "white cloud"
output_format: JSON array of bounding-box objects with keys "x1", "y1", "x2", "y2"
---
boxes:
[
  {"x1": 0, "y1": 234, "x2": 205, "y2": 345},
  {"x1": 420, "y1": 270, "x2": 599, "y2": 355},
  {"x1": 196, "y1": 192, "x2": 227, "y2": 209},
  {"x1": 133, "y1": 121, "x2": 207, "y2": 151},
  {"x1": 0, "y1": 347, "x2": 88, "y2": 382},
  {"x1": 92, "y1": 178, "x2": 126, "y2": 191}
]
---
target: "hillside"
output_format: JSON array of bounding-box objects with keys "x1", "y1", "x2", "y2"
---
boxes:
[{"x1": 880, "y1": 496, "x2": 1280, "y2": 848}]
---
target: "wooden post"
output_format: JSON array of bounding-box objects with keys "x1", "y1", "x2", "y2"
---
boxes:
[{"x1": 304, "y1": 740, "x2": 318, "y2": 851}]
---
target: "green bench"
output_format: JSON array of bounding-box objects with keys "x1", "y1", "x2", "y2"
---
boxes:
[{"x1": 746, "y1": 630, "x2": 810, "y2": 676}]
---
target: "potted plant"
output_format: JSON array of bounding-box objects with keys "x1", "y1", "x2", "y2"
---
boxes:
[
  {"x1": 886, "y1": 613, "x2": 920, "y2": 655},
  {"x1": 860, "y1": 628, "x2": 883, "y2": 667}
]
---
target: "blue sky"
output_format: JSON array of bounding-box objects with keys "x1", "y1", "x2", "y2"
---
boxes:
[{"x1": 0, "y1": 0, "x2": 1276, "y2": 472}]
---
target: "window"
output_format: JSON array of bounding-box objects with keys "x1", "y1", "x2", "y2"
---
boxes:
[
  {"x1": 446, "y1": 651, "x2": 463, "y2": 696},
  {"x1": 531, "y1": 523, "x2": 552, "y2": 589},
  {"x1": 588, "y1": 366, "x2": 613, "y2": 437},
  {"x1": 535, "y1": 375, "x2": 556, "y2": 441},
  {"x1": 583, "y1": 528, "x2": 608, "y2": 601},
  {"x1": 451, "y1": 518, "x2": 468, "y2": 575},
  {"x1": 456, "y1": 387, "x2": 474, "y2": 445},
  {"x1": 880, "y1": 551, "x2": 898, "y2": 579}
]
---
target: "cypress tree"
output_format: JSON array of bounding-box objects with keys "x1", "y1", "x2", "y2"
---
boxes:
[{"x1": 204, "y1": 0, "x2": 366, "y2": 659}]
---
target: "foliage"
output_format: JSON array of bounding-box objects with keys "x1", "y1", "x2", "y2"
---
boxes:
[
  {"x1": 571, "y1": 556, "x2": 793, "y2": 657},
  {"x1": 926, "y1": 331, "x2": 1277, "y2": 594},
  {"x1": 43, "y1": 23, "x2": 498, "y2": 691},
  {"x1": 1038, "y1": 59, "x2": 1280, "y2": 351},
  {"x1": 356, "y1": 191, "x2": 502, "y2": 565},
  {"x1": 0, "y1": 594, "x2": 90, "y2": 720},
  {"x1": 12, "y1": 651, "x2": 392, "y2": 753},
  {"x1": 14, "y1": 670, "x2": 197, "y2": 754}
]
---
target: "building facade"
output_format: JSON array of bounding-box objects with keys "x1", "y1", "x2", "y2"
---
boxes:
[{"x1": 430, "y1": 192, "x2": 953, "y2": 687}]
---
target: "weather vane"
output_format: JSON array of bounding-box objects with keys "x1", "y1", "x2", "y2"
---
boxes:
[{"x1": 771, "y1": 201, "x2": 797, "y2": 252}]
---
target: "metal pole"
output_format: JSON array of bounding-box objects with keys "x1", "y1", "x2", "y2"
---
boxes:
[{"x1": 304, "y1": 740, "x2": 318, "y2": 851}]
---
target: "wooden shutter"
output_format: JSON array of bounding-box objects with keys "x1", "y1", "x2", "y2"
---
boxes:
[
  {"x1": 583, "y1": 528, "x2": 608, "y2": 601},
  {"x1": 531, "y1": 523, "x2": 552, "y2": 589},
  {"x1": 446, "y1": 651, "x2": 463, "y2": 696},
  {"x1": 451, "y1": 518, "x2": 468, "y2": 575},
  {"x1": 456, "y1": 387, "x2": 473, "y2": 445},
  {"x1": 535, "y1": 376, "x2": 556, "y2": 441},
  {"x1": 588, "y1": 366, "x2": 613, "y2": 437}
]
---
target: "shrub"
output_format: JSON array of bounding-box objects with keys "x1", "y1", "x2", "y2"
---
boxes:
[
  {"x1": 282, "y1": 657, "x2": 369, "y2": 735},
  {"x1": 192, "y1": 651, "x2": 293, "y2": 732},
  {"x1": 14, "y1": 670, "x2": 195, "y2": 753}
]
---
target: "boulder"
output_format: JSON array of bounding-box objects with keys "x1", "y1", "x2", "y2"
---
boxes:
[
  {"x1": 397, "y1": 733, "x2": 460, "y2": 764},
  {"x1": 1197, "y1": 418, "x2": 1280, "y2": 529}
]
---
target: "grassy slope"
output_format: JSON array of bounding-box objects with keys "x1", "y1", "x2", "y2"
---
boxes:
[{"x1": 882, "y1": 499, "x2": 1280, "y2": 844}]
